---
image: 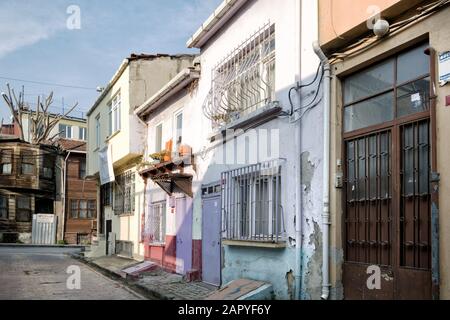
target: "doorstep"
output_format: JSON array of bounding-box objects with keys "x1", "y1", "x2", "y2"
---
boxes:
[{"x1": 74, "y1": 254, "x2": 218, "y2": 300}]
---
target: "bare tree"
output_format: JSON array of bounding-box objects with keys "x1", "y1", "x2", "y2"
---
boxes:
[
  {"x1": 1, "y1": 84, "x2": 78, "y2": 144},
  {"x1": 1, "y1": 84, "x2": 25, "y2": 140}
]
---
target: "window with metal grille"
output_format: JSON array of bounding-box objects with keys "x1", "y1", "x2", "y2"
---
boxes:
[
  {"x1": 148, "y1": 201, "x2": 166, "y2": 244},
  {"x1": 221, "y1": 160, "x2": 284, "y2": 242},
  {"x1": 114, "y1": 172, "x2": 135, "y2": 215},
  {"x1": 203, "y1": 22, "x2": 276, "y2": 127},
  {"x1": 0, "y1": 194, "x2": 8, "y2": 219},
  {"x1": 16, "y1": 196, "x2": 31, "y2": 222},
  {"x1": 20, "y1": 151, "x2": 35, "y2": 175},
  {"x1": 0, "y1": 149, "x2": 12, "y2": 175}
]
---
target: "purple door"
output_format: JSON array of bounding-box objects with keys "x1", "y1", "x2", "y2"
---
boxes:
[
  {"x1": 176, "y1": 197, "x2": 193, "y2": 275},
  {"x1": 202, "y1": 196, "x2": 221, "y2": 286}
]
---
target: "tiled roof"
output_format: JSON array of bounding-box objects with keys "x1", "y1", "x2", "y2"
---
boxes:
[{"x1": 56, "y1": 138, "x2": 86, "y2": 152}]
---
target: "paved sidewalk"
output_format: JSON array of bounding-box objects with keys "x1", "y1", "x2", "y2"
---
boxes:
[{"x1": 82, "y1": 255, "x2": 216, "y2": 300}]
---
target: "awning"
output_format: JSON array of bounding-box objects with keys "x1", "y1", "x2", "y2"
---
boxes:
[{"x1": 152, "y1": 173, "x2": 193, "y2": 198}]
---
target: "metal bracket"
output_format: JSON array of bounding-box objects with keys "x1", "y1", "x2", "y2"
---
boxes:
[{"x1": 431, "y1": 172, "x2": 440, "y2": 183}]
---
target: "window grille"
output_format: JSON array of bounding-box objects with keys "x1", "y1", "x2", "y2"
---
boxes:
[
  {"x1": 221, "y1": 160, "x2": 285, "y2": 242},
  {"x1": 114, "y1": 171, "x2": 135, "y2": 215},
  {"x1": 148, "y1": 201, "x2": 166, "y2": 244},
  {"x1": 203, "y1": 22, "x2": 276, "y2": 127}
]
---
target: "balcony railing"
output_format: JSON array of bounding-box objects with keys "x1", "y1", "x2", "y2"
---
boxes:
[{"x1": 203, "y1": 22, "x2": 276, "y2": 127}]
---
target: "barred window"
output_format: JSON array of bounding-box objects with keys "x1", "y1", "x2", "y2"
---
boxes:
[
  {"x1": 0, "y1": 195, "x2": 8, "y2": 219},
  {"x1": 101, "y1": 183, "x2": 113, "y2": 206},
  {"x1": 114, "y1": 172, "x2": 135, "y2": 215},
  {"x1": 221, "y1": 161, "x2": 284, "y2": 242},
  {"x1": 203, "y1": 22, "x2": 276, "y2": 127},
  {"x1": 16, "y1": 196, "x2": 31, "y2": 222},
  {"x1": 148, "y1": 201, "x2": 166, "y2": 243},
  {"x1": 0, "y1": 149, "x2": 12, "y2": 175}
]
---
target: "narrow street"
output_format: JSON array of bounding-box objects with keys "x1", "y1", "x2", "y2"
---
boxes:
[{"x1": 0, "y1": 247, "x2": 144, "y2": 300}]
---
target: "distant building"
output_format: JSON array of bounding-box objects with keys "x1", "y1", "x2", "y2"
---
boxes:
[
  {"x1": 0, "y1": 137, "x2": 58, "y2": 243},
  {"x1": 86, "y1": 53, "x2": 196, "y2": 259}
]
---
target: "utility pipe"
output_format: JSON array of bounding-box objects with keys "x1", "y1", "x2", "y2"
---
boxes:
[
  {"x1": 294, "y1": 0, "x2": 303, "y2": 301},
  {"x1": 61, "y1": 151, "x2": 71, "y2": 242},
  {"x1": 313, "y1": 41, "x2": 331, "y2": 300}
]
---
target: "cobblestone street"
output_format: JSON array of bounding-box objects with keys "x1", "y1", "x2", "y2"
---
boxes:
[{"x1": 0, "y1": 247, "x2": 145, "y2": 300}]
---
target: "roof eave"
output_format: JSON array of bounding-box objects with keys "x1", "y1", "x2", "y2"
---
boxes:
[
  {"x1": 186, "y1": 0, "x2": 249, "y2": 49},
  {"x1": 135, "y1": 68, "x2": 200, "y2": 119}
]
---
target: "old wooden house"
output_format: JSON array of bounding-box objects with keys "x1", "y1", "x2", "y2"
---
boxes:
[
  {"x1": 0, "y1": 136, "x2": 57, "y2": 243},
  {"x1": 56, "y1": 139, "x2": 97, "y2": 245}
]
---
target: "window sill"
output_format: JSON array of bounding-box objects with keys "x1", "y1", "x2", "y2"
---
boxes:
[
  {"x1": 209, "y1": 102, "x2": 283, "y2": 142},
  {"x1": 222, "y1": 239, "x2": 287, "y2": 249},
  {"x1": 116, "y1": 213, "x2": 134, "y2": 217}
]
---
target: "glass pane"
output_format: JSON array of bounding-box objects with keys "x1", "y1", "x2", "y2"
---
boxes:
[
  {"x1": 22, "y1": 164, "x2": 34, "y2": 175},
  {"x1": 397, "y1": 43, "x2": 429, "y2": 84},
  {"x1": 155, "y1": 125, "x2": 162, "y2": 152},
  {"x1": 344, "y1": 92, "x2": 394, "y2": 132},
  {"x1": 357, "y1": 139, "x2": 366, "y2": 201},
  {"x1": 1, "y1": 164, "x2": 12, "y2": 174},
  {"x1": 397, "y1": 77, "x2": 430, "y2": 117},
  {"x1": 79, "y1": 210, "x2": 87, "y2": 219},
  {"x1": 403, "y1": 125, "x2": 415, "y2": 196},
  {"x1": 418, "y1": 122, "x2": 430, "y2": 195},
  {"x1": 17, "y1": 197, "x2": 30, "y2": 209},
  {"x1": 344, "y1": 59, "x2": 394, "y2": 104}
]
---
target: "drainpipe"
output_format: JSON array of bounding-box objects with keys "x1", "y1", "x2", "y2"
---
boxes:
[
  {"x1": 294, "y1": 0, "x2": 303, "y2": 301},
  {"x1": 313, "y1": 41, "x2": 331, "y2": 300},
  {"x1": 61, "y1": 151, "x2": 71, "y2": 241}
]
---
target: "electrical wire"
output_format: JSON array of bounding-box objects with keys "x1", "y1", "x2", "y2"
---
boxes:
[
  {"x1": 0, "y1": 76, "x2": 97, "y2": 91},
  {"x1": 287, "y1": 62, "x2": 323, "y2": 116}
]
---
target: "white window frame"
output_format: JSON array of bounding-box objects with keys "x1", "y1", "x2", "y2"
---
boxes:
[
  {"x1": 173, "y1": 110, "x2": 183, "y2": 151},
  {"x1": 109, "y1": 92, "x2": 121, "y2": 136},
  {"x1": 155, "y1": 122, "x2": 163, "y2": 153},
  {"x1": 79, "y1": 127, "x2": 87, "y2": 141},
  {"x1": 59, "y1": 124, "x2": 73, "y2": 139},
  {"x1": 95, "y1": 114, "x2": 101, "y2": 149}
]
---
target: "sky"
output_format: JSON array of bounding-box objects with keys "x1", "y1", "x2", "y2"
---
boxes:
[{"x1": 0, "y1": 0, "x2": 222, "y2": 123}]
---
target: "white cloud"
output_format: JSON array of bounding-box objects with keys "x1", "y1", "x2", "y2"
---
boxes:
[{"x1": 0, "y1": 2, "x2": 66, "y2": 58}]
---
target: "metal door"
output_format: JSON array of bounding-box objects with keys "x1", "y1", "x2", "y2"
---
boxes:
[
  {"x1": 32, "y1": 214, "x2": 57, "y2": 245},
  {"x1": 202, "y1": 194, "x2": 222, "y2": 286},
  {"x1": 343, "y1": 120, "x2": 432, "y2": 299},
  {"x1": 175, "y1": 197, "x2": 193, "y2": 275}
]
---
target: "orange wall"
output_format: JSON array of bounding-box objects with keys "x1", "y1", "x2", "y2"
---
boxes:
[{"x1": 319, "y1": 0, "x2": 401, "y2": 45}]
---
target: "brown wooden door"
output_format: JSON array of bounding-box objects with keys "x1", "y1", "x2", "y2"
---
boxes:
[{"x1": 343, "y1": 119, "x2": 432, "y2": 300}]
